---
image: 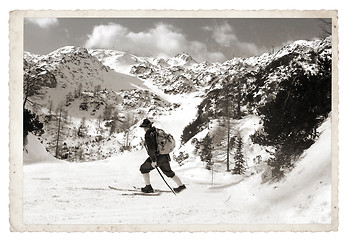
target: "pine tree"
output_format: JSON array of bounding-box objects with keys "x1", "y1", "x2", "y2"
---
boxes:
[
  {"x1": 234, "y1": 79, "x2": 242, "y2": 119},
  {"x1": 23, "y1": 64, "x2": 43, "y2": 109},
  {"x1": 53, "y1": 104, "x2": 69, "y2": 158},
  {"x1": 120, "y1": 113, "x2": 135, "y2": 150},
  {"x1": 223, "y1": 78, "x2": 232, "y2": 172},
  {"x1": 181, "y1": 108, "x2": 206, "y2": 145},
  {"x1": 48, "y1": 99, "x2": 53, "y2": 116},
  {"x1": 103, "y1": 104, "x2": 114, "y2": 121},
  {"x1": 23, "y1": 108, "x2": 44, "y2": 145},
  {"x1": 219, "y1": 75, "x2": 244, "y2": 171},
  {"x1": 55, "y1": 105, "x2": 63, "y2": 157},
  {"x1": 251, "y1": 55, "x2": 331, "y2": 180},
  {"x1": 109, "y1": 109, "x2": 119, "y2": 135},
  {"x1": 77, "y1": 144, "x2": 84, "y2": 162},
  {"x1": 232, "y1": 134, "x2": 246, "y2": 175},
  {"x1": 199, "y1": 133, "x2": 213, "y2": 170},
  {"x1": 97, "y1": 114, "x2": 103, "y2": 134},
  {"x1": 77, "y1": 117, "x2": 87, "y2": 137}
]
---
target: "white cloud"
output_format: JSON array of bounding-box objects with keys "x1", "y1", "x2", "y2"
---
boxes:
[
  {"x1": 205, "y1": 22, "x2": 263, "y2": 56},
  {"x1": 84, "y1": 22, "x2": 226, "y2": 62},
  {"x1": 188, "y1": 40, "x2": 226, "y2": 63},
  {"x1": 25, "y1": 18, "x2": 59, "y2": 29},
  {"x1": 210, "y1": 23, "x2": 238, "y2": 47}
]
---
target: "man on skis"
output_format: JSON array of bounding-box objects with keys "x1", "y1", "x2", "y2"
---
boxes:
[{"x1": 139, "y1": 118, "x2": 186, "y2": 193}]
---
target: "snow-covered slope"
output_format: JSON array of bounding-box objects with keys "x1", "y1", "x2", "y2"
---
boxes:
[
  {"x1": 24, "y1": 46, "x2": 147, "y2": 107},
  {"x1": 166, "y1": 53, "x2": 198, "y2": 67},
  {"x1": 223, "y1": 116, "x2": 332, "y2": 223},
  {"x1": 89, "y1": 50, "x2": 198, "y2": 75},
  {"x1": 23, "y1": 111, "x2": 331, "y2": 225},
  {"x1": 23, "y1": 133, "x2": 60, "y2": 165},
  {"x1": 88, "y1": 49, "x2": 142, "y2": 75},
  {"x1": 24, "y1": 46, "x2": 183, "y2": 162}
]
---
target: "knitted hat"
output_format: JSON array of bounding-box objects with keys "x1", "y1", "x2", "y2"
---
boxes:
[{"x1": 139, "y1": 118, "x2": 152, "y2": 128}]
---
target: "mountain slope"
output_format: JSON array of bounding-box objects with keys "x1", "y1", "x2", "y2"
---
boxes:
[
  {"x1": 224, "y1": 116, "x2": 331, "y2": 223},
  {"x1": 23, "y1": 113, "x2": 331, "y2": 224},
  {"x1": 24, "y1": 46, "x2": 147, "y2": 107},
  {"x1": 23, "y1": 133, "x2": 60, "y2": 165},
  {"x1": 23, "y1": 37, "x2": 332, "y2": 165},
  {"x1": 88, "y1": 49, "x2": 142, "y2": 75}
]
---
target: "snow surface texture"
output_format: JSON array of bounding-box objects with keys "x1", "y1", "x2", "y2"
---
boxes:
[{"x1": 23, "y1": 114, "x2": 331, "y2": 225}]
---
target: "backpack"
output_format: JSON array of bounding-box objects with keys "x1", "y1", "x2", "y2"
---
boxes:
[{"x1": 156, "y1": 128, "x2": 176, "y2": 154}]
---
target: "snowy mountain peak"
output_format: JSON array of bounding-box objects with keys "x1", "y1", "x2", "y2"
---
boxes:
[
  {"x1": 88, "y1": 49, "x2": 141, "y2": 74},
  {"x1": 48, "y1": 46, "x2": 89, "y2": 57},
  {"x1": 151, "y1": 58, "x2": 170, "y2": 68},
  {"x1": 175, "y1": 52, "x2": 195, "y2": 60},
  {"x1": 274, "y1": 36, "x2": 331, "y2": 60},
  {"x1": 167, "y1": 53, "x2": 197, "y2": 66}
]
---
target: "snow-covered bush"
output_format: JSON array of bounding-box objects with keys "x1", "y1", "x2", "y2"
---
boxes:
[{"x1": 173, "y1": 151, "x2": 189, "y2": 166}]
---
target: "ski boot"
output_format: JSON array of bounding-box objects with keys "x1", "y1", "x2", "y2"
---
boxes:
[
  {"x1": 141, "y1": 185, "x2": 154, "y2": 193},
  {"x1": 173, "y1": 184, "x2": 186, "y2": 193}
]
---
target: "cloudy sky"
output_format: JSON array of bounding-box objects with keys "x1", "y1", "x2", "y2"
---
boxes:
[{"x1": 24, "y1": 18, "x2": 330, "y2": 63}]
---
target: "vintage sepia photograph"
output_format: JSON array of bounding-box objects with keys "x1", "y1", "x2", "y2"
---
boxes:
[{"x1": 9, "y1": 10, "x2": 338, "y2": 232}]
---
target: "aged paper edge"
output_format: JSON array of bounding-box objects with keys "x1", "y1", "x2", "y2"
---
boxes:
[{"x1": 9, "y1": 9, "x2": 339, "y2": 232}]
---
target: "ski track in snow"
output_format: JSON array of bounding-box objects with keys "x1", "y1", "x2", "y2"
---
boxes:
[
  {"x1": 24, "y1": 150, "x2": 234, "y2": 224},
  {"x1": 23, "y1": 88, "x2": 332, "y2": 225},
  {"x1": 23, "y1": 123, "x2": 332, "y2": 225}
]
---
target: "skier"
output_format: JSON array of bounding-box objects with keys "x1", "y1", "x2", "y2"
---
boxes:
[{"x1": 139, "y1": 118, "x2": 186, "y2": 193}]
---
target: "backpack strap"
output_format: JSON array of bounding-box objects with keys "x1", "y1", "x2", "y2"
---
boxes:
[
  {"x1": 153, "y1": 127, "x2": 158, "y2": 141},
  {"x1": 152, "y1": 128, "x2": 160, "y2": 153}
]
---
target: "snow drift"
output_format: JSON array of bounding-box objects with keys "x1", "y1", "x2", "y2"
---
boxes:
[
  {"x1": 23, "y1": 133, "x2": 60, "y2": 165},
  {"x1": 223, "y1": 116, "x2": 331, "y2": 223}
]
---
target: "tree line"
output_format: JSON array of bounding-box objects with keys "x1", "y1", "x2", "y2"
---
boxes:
[
  {"x1": 23, "y1": 70, "x2": 136, "y2": 161},
  {"x1": 180, "y1": 51, "x2": 331, "y2": 181}
]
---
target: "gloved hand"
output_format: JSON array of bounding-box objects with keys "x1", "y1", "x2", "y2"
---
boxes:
[{"x1": 151, "y1": 161, "x2": 157, "y2": 168}]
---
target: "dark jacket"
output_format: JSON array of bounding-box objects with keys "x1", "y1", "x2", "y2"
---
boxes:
[{"x1": 144, "y1": 127, "x2": 158, "y2": 162}]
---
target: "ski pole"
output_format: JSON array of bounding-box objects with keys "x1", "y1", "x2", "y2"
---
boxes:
[{"x1": 155, "y1": 166, "x2": 177, "y2": 196}]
